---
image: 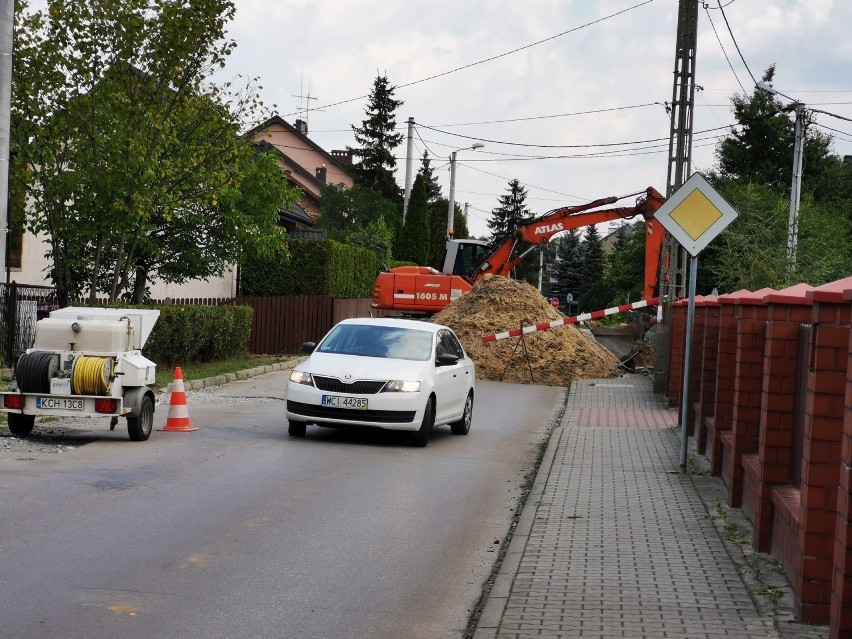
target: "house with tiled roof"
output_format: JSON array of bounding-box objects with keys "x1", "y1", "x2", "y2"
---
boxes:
[{"x1": 248, "y1": 116, "x2": 355, "y2": 235}]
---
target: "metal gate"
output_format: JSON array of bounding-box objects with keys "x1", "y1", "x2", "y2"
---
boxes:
[{"x1": 0, "y1": 282, "x2": 59, "y2": 368}]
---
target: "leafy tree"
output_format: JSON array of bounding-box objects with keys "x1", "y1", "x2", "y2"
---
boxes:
[
  {"x1": 348, "y1": 218, "x2": 394, "y2": 271},
  {"x1": 317, "y1": 183, "x2": 400, "y2": 243},
  {"x1": 704, "y1": 65, "x2": 852, "y2": 290},
  {"x1": 579, "y1": 225, "x2": 609, "y2": 311},
  {"x1": 713, "y1": 66, "x2": 834, "y2": 192},
  {"x1": 603, "y1": 222, "x2": 646, "y2": 303},
  {"x1": 12, "y1": 0, "x2": 295, "y2": 304},
  {"x1": 349, "y1": 74, "x2": 404, "y2": 203},
  {"x1": 397, "y1": 175, "x2": 430, "y2": 264},
  {"x1": 707, "y1": 181, "x2": 851, "y2": 291}
]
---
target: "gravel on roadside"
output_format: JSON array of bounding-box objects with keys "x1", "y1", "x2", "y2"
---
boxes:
[{"x1": 0, "y1": 357, "x2": 303, "y2": 460}]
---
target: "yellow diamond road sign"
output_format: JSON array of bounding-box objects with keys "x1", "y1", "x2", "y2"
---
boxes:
[{"x1": 654, "y1": 172, "x2": 738, "y2": 256}]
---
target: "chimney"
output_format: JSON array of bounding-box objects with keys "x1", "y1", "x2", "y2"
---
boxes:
[
  {"x1": 331, "y1": 149, "x2": 353, "y2": 165},
  {"x1": 295, "y1": 119, "x2": 308, "y2": 135},
  {"x1": 316, "y1": 164, "x2": 327, "y2": 184}
]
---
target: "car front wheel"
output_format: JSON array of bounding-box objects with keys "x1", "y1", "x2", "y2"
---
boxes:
[
  {"x1": 411, "y1": 397, "x2": 434, "y2": 447},
  {"x1": 288, "y1": 420, "x2": 307, "y2": 437},
  {"x1": 451, "y1": 392, "x2": 473, "y2": 436}
]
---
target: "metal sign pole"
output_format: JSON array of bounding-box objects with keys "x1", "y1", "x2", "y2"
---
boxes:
[{"x1": 679, "y1": 255, "x2": 698, "y2": 469}]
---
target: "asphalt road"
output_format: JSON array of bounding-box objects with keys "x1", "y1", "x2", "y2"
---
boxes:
[{"x1": 0, "y1": 372, "x2": 565, "y2": 639}]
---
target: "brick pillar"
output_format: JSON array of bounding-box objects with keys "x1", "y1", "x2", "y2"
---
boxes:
[
  {"x1": 695, "y1": 298, "x2": 720, "y2": 455},
  {"x1": 792, "y1": 281, "x2": 851, "y2": 624},
  {"x1": 709, "y1": 292, "x2": 745, "y2": 476},
  {"x1": 748, "y1": 285, "x2": 814, "y2": 553},
  {"x1": 724, "y1": 289, "x2": 774, "y2": 507},
  {"x1": 667, "y1": 301, "x2": 687, "y2": 408},
  {"x1": 831, "y1": 282, "x2": 852, "y2": 638},
  {"x1": 686, "y1": 296, "x2": 708, "y2": 438}
]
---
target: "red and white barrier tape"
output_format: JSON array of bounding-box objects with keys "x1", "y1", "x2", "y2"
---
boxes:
[{"x1": 481, "y1": 297, "x2": 659, "y2": 343}]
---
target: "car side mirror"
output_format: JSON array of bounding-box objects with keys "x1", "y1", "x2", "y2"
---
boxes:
[
  {"x1": 436, "y1": 353, "x2": 459, "y2": 367},
  {"x1": 301, "y1": 341, "x2": 316, "y2": 354}
]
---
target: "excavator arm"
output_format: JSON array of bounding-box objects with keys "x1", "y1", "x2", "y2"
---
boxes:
[
  {"x1": 472, "y1": 187, "x2": 666, "y2": 301},
  {"x1": 371, "y1": 187, "x2": 666, "y2": 313}
]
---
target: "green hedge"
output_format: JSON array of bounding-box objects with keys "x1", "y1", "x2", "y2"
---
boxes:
[
  {"x1": 142, "y1": 304, "x2": 253, "y2": 367},
  {"x1": 241, "y1": 238, "x2": 377, "y2": 298}
]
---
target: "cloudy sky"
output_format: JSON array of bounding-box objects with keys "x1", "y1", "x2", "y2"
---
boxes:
[{"x1": 220, "y1": 0, "x2": 852, "y2": 238}]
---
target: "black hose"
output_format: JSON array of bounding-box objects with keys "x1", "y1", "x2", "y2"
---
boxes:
[{"x1": 15, "y1": 352, "x2": 57, "y2": 394}]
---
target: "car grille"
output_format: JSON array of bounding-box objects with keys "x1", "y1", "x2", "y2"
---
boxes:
[
  {"x1": 287, "y1": 401, "x2": 416, "y2": 424},
  {"x1": 312, "y1": 375, "x2": 387, "y2": 395}
]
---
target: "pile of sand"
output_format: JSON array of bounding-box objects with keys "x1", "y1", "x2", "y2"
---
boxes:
[{"x1": 432, "y1": 275, "x2": 620, "y2": 385}]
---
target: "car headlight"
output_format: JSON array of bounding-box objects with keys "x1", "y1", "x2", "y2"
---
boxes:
[
  {"x1": 383, "y1": 380, "x2": 421, "y2": 393},
  {"x1": 289, "y1": 370, "x2": 314, "y2": 386}
]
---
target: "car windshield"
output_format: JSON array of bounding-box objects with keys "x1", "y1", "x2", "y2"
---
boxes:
[{"x1": 317, "y1": 324, "x2": 434, "y2": 361}]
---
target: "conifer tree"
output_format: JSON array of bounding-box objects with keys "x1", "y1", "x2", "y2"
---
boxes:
[
  {"x1": 486, "y1": 179, "x2": 532, "y2": 249},
  {"x1": 419, "y1": 150, "x2": 442, "y2": 203},
  {"x1": 550, "y1": 229, "x2": 582, "y2": 306},
  {"x1": 350, "y1": 74, "x2": 404, "y2": 203},
  {"x1": 398, "y1": 175, "x2": 430, "y2": 264},
  {"x1": 579, "y1": 225, "x2": 609, "y2": 311}
]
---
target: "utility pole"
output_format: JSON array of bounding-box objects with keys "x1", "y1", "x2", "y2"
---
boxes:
[
  {"x1": 402, "y1": 117, "x2": 415, "y2": 224},
  {"x1": 755, "y1": 82, "x2": 807, "y2": 279},
  {"x1": 654, "y1": 0, "x2": 698, "y2": 395},
  {"x1": 787, "y1": 103, "x2": 805, "y2": 274},
  {"x1": 0, "y1": 0, "x2": 13, "y2": 283},
  {"x1": 446, "y1": 151, "x2": 458, "y2": 243}
]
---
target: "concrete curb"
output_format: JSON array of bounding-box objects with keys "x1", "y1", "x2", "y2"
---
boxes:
[
  {"x1": 472, "y1": 386, "x2": 573, "y2": 639},
  {"x1": 161, "y1": 356, "x2": 306, "y2": 395}
]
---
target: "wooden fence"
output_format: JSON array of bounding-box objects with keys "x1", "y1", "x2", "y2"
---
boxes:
[
  {"x1": 2, "y1": 290, "x2": 387, "y2": 363},
  {"x1": 157, "y1": 295, "x2": 387, "y2": 355}
]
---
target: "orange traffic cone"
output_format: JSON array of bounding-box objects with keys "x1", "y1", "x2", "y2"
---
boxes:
[{"x1": 158, "y1": 367, "x2": 198, "y2": 432}]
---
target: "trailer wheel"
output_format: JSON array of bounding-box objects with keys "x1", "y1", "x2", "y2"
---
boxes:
[
  {"x1": 127, "y1": 395, "x2": 154, "y2": 441},
  {"x1": 7, "y1": 413, "x2": 35, "y2": 437}
]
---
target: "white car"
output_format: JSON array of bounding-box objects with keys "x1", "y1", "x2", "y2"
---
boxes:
[{"x1": 285, "y1": 318, "x2": 475, "y2": 447}]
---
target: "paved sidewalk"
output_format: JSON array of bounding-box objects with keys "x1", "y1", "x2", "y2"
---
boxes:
[{"x1": 472, "y1": 375, "x2": 828, "y2": 639}]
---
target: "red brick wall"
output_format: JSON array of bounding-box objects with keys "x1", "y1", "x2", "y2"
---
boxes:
[
  {"x1": 708, "y1": 302, "x2": 739, "y2": 475},
  {"x1": 696, "y1": 303, "x2": 721, "y2": 455},
  {"x1": 723, "y1": 303, "x2": 769, "y2": 507},
  {"x1": 795, "y1": 302, "x2": 850, "y2": 624},
  {"x1": 667, "y1": 303, "x2": 687, "y2": 407}
]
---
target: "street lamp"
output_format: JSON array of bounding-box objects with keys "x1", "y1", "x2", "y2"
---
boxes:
[
  {"x1": 756, "y1": 82, "x2": 805, "y2": 276},
  {"x1": 447, "y1": 143, "x2": 484, "y2": 242}
]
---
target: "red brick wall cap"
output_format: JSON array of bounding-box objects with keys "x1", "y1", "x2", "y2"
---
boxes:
[
  {"x1": 764, "y1": 283, "x2": 815, "y2": 305},
  {"x1": 806, "y1": 276, "x2": 852, "y2": 303},
  {"x1": 717, "y1": 288, "x2": 753, "y2": 304},
  {"x1": 695, "y1": 295, "x2": 720, "y2": 307},
  {"x1": 720, "y1": 287, "x2": 775, "y2": 305}
]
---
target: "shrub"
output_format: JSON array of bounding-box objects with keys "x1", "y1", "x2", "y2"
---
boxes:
[
  {"x1": 241, "y1": 238, "x2": 377, "y2": 298},
  {"x1": 143, "y1": 304, "x2": 253, "y2": 366}
]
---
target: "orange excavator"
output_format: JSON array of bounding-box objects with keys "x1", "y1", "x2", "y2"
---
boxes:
[{"x1": 372, "y1": 186, "x2": 666, "y2": 314}]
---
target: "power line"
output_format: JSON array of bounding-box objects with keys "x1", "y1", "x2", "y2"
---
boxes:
[
  {"x1": 416, "y1": 122, "x2": 734, "y2": 149},
  {"x1": 424, "y1": 103, "x2": 662, "y2": 127},
  {"x1": 703, "y1": 3, "x2": 746, "y2": 94},
  {"x1": 282, "y1": 0, "x2": 658, "y2": 118},
  {"x1": 715, "y1": 0, "x2": 757, "y2": 86}
]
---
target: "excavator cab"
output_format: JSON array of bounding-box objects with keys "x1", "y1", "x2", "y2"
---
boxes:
[{"x1": 442, "y1": 239, "x2": 490, "y2": 278}]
